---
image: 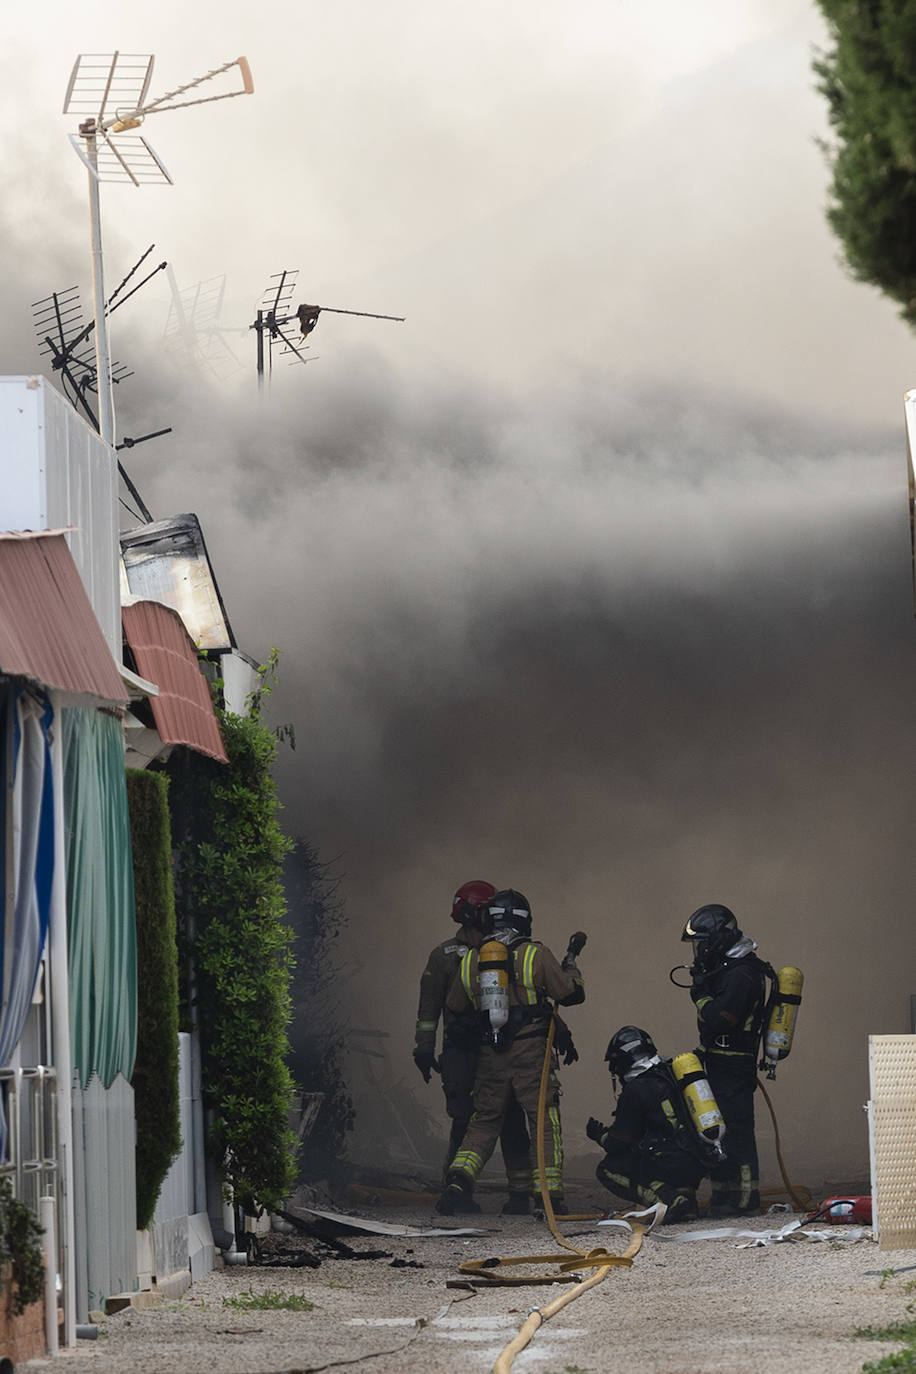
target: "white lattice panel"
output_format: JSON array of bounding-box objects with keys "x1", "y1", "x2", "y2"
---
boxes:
[{"x1": 869, "y1": 1035, "x2": 916, "y2": 1251}]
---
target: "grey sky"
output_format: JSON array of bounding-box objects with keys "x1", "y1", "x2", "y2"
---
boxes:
[
  {"x1": 2, "y1": 1, "x2": 913, "y2": 417},
  {"x1": 3, "y1": 3, "x2": 914, "y2": 1186}
]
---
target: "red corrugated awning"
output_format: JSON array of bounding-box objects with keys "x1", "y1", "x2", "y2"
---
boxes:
[
  {"x1": 0, "y1": 530, "x2": 127, "y2": 703},
  {"x1": 122, "y1": 600, "x2": 228, "y2": 763}
]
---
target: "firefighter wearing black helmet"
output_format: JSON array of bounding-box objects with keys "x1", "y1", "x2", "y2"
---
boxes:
[
  {"x1": 680, "y1": 903, "x2": 770, "y2": 1216},
  {"x1": 586, "y1": 1026, "x2": 708, "y2": 1224},
  {"x1": 413, "y1": 880, "x2": 532, "y2": 1210},
  {"x1": 435, "y1": 889, "x2": 584, "y2": 1216}
]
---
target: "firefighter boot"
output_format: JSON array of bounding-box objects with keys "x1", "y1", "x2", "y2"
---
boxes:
[
  {"x1": 661, "y1": 1191, "x2": 699, "y2": 1225},
  {"x1": 435, "y1": 1173, "x2": 480, "y2": 1215},
  {"x1": 501, "y1": 1192, "x2": 530, "y2": 1216},
  {"x1": 708, "y1": 1186, "x2": 760, "y2": 1219},
  {"x1": 534, "y1": 1194, "x2": 569, "y2": 1217},
  {"x1": 708, "y1": 1198, "x2": 760, "y2": 1218}
]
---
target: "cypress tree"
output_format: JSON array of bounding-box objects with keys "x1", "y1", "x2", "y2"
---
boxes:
[
  {"x1": 814, "y1": 1, "x2": 916, "y2": 325},
  {"x1": 127, "y1": 768, "x2": 182, "y2": 1230}
]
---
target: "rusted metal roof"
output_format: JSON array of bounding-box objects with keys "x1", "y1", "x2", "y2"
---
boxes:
[
  {"x1": 0, "y1": 530, "x2": 127, "y2": 703},
  {"x1": 122, "y1": 600, "x2": 228, "y2": 763}
]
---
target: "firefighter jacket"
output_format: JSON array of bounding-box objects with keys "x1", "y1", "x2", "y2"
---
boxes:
[
  {"x1": 446, "y1": 939, "x2": 584, "y2": 1046},
  {"x1": 414, "y1": 931, "x2": 475, "y2": 1057},
  {"x1": 597, "y1": 1063, "x2": 699, "y2": 1161},
  {"x1": 691, "y1": 954, "x2": 769, "y2": 1057}
]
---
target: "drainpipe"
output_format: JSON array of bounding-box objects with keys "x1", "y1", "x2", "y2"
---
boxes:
[
  {"x1": 40, "y1": 1194, "x2": 58, "y2": 1356},
  {"x1": 48, "y1": 708, "x2": 76, "y2": 1347}
]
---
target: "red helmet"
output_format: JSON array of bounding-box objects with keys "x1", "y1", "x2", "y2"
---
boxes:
[{"x1": 451, "y1": 879, "x2": 496, "y2": 926}]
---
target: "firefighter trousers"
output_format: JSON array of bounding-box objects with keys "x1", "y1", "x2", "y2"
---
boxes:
[
  {"x1": 596, "y1": 1140, "x2": 705, "y2": 1209},
  {"x1": 705, "y1": 1051, "x2": 759, "y2": 1212},
  {"x1": 439, "y1": 1046, "x2": 531, "y2": 1192},
  {"x1": 450, "y1": 1033, "x2": 565, "y2": 1197}
]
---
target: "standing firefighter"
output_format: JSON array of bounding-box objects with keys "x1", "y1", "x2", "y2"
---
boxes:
[
  {"x1": 436, "y1": 890, "x2": 585, "y2": 1215},
  {"x1": 413, "y1": 880, "x2": 532, "y2": 1209},
  {"x1": 679, "y1": 903, "x2": 770, "y2": 1216},
  {"x1": 586, "y1": 1026, "x2": 718, "y2": 1223}
]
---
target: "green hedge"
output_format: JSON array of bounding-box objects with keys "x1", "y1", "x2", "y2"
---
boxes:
[
  {"x1": 126, "y1": 769, "x2": 182, "y2": 1231},
  {"x1": 169, "y1": 689, "x2": 297, "y2": 1215}
]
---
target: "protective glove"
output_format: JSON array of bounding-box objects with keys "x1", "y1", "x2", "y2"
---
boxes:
[
  {"x1": 563, "y1": 932, "x2": 587, "y2": 969},
  {"x1": 586, "y1": 1116, "x2": 607, "y2": 1145},
  {"x1": 689, "y1": 968, "x2": 712, "y2": 1005},
  {"x1": 554, "y1": 1020, "x2": 579, "y2": 1066},
  {"x1": 413, "y1": 1050, "x2": 440, "y2": 1084},
  {"x1": 690, "y1": 980, "x2": 713, "y2": 1007}
]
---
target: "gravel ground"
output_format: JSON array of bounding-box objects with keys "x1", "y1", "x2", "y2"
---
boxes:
[{"x1": 21, "y1": 1193, "x2": 916, "y2": 1374}]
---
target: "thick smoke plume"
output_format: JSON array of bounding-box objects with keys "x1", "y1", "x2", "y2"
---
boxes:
[
  {"x1": 2, "y1": 11, "x2": 913, "y2": 1186},
  {"x1": 105, "y1": 345, "x2": 916, "y2": 1189}
]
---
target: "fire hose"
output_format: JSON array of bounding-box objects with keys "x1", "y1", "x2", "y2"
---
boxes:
[
  {"x1": 454, "y1": 934, "x2": 807, "y2": 1371},
  {"x1": 457, "y1": 932, "x2": 654, "y2": 1374},
  {"x1": 757, "y1": 1078, "x2": 811, "y2": 1212}
]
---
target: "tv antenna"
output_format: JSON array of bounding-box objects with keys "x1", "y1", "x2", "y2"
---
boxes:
[
  {"x1": 32, "y1": 244, "x2": 173, "y2": 522},
  {"x1": 62, "y1": 51, "x2": 254, "y2": 455},
  {"x1": 250, "y1": 268, "x2": 405, "y2": 390},
  {"x1": 165, "y1": 268, "x2": 244, "y2": 381}
]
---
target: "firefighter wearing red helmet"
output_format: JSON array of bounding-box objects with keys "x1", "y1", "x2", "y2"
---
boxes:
[
  {"x1": 413, "y1": 880, "x2": 532, "y2": 1210},
  {"x1": 436, "y1": 890, "x2": 584, "y2": 1216}
]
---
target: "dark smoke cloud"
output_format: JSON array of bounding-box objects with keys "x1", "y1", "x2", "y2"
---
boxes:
[
  {"x1": 2, "y1": 41, "x2": 911, "y2": 1183},
  {"x1": 86, "y1": 340, "x2": 914, "y2": 1188}
]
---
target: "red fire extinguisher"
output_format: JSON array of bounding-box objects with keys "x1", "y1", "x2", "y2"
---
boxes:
[{"x1": 807, "y1": 1196, "x2": 872, "y2": 1225}]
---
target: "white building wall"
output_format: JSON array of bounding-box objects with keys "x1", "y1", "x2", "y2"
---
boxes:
[
  {"x1": 221, "y1": 650, "x2": 260, "y2": 715},
  {"x1": 0, "y1": 375, "x2": 120, "y2": 658}
]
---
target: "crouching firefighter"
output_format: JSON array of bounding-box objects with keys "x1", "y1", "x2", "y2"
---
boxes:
[
  {"x1": 587, "y1": 1026, "x2": 725, "y2": 1224},
  {"x1": 677, "y1": 903, "x2": 772, "y2": 1217},
  {"x1": 435, "y1": 890, "x2": 585, "y2": 1216},
  {"x1": 413, "y1": 879, "x2": 532, "y2": 1207}
]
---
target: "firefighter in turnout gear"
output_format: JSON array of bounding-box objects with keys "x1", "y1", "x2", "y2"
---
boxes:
[
  {"x1": 680, "y1": 903, "x2": 770, "y2": 1216},
  {"x1": 413, "y1": 880, "x2": 532, "y2": 1209},
  {"x1": 587, "y1": 1027, "x2": 710, "y2": 1224},
  {"x1": 435, "y1": 890, "x2": 585, "y2": 1215}
]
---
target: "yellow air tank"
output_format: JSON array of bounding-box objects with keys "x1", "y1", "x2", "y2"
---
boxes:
[
  {"x1": 762, "y1": 966, "x2": 804, "y2": 1078},
  {"x1": 478, "y1": 940, "x2": 510, "y2": 1044},
  {"x1": 672, "y1": 1052, "x2": 726, "y2": 1158}
]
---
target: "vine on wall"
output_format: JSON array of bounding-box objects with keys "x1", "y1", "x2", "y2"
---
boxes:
[{"x1": 170, "y1": 655, "x2": 297, "y2": 1214}]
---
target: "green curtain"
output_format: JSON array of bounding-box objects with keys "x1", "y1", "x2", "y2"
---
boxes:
[{"x1": 62, "y1": 708, "x2": 137, "y2": 1088}]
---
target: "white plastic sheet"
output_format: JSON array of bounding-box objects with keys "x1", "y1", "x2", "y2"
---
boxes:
[{"x1": 651, "y1": 1217, "x2": 873, "y2": 1245}]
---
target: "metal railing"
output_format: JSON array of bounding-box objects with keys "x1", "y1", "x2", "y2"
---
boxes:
[{"x1": 0, "y1": 1066, "x2": 59, "y2": 1216}]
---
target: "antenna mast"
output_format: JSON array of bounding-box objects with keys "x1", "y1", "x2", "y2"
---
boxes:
[
  {"x1": 63, "y1": 52, "x2": 254, "y2": 450},
  {"x1": 250, "y1": 268, "x2": 405, "y2": 390}
]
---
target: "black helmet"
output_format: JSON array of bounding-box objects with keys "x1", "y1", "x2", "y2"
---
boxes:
[
  {"x1": 681, "y1": 903, "x2": 741, "y2": 973},
  {"x1": 487, "y1": 889, "x2": 532, "y2": 940},
  {"x1": 605, "y1": 1026, "x2": 657, "y2": 1079}
]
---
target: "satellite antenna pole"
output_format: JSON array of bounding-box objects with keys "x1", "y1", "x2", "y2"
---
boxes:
[
  {"x1": 63, "y1": 51, "x2": 254, "y2": 449},
  {"x1": 256, "y1": 309, "x2": 265, "y2": 391},
  {"x1": 250, "y1": 268, "x2": 404, "y2": 385},
  {"x1": 163, "y1": 270, "x2": 243, "y2": 381},
  {"x1": 84, "y1": 124, "x2": 115, "y2": 444}
]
